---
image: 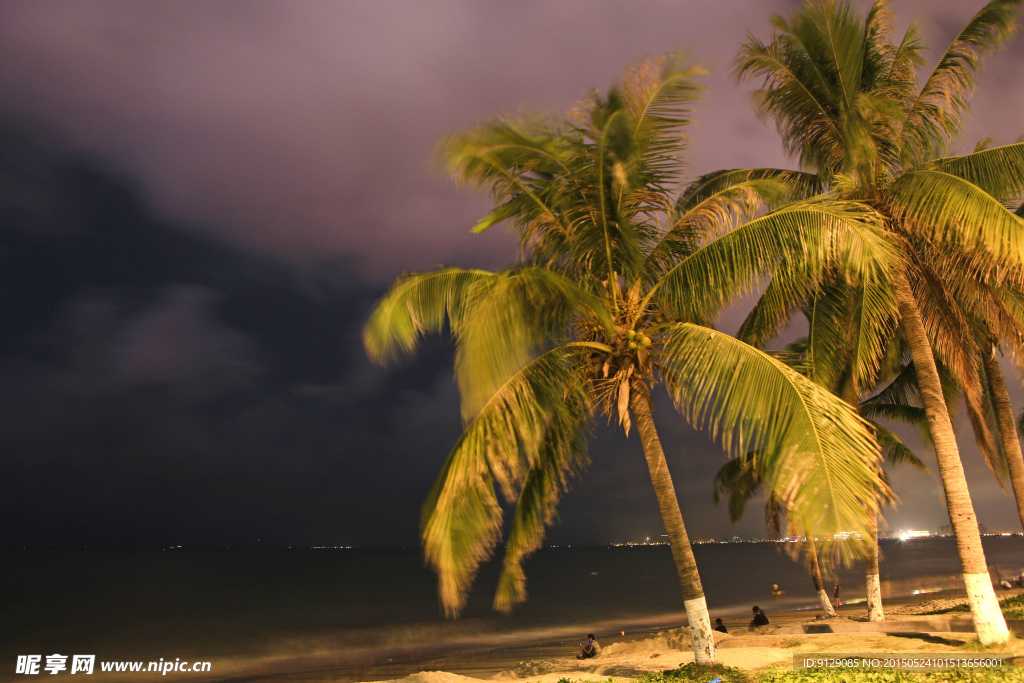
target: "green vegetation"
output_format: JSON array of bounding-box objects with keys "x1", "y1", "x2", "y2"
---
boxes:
[
  {"x1": 635, "y1": 663, "x2": 752, "y2": 682},
  {"x1": 551, "y1": 664, "x2": 1024, "y2": 683},
  {"x1": 1001, "y1": 594, "x2": 1024, "y2": 619},
  {"x1": 926, "y1": 592, "x2": 1024, "y2": 617},
  {"x1": 762, "y1": 670, "x2": 1024, "y2": 683}
]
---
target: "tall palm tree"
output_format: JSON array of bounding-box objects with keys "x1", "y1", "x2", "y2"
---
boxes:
[
  {"x1": 857, "y1": 350, "x2": 944, "y2": 620},
  {"x1": 364, "y1": 56, "x2": 891, "y2": 663},
  {"x1": 716, "y1": 323, "x2": 928, "y2": 621},
  {"x1": 713, "y1": 452, "x2": 838, "y2": 616},
  {"x1": 734, "y1": 0, "x2": 1024, "y2": 644}
]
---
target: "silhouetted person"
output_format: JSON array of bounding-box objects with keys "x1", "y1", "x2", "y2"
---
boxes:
[
  {"x1": 749, "y1": 605, "x2": 770, "y2": 629},
  {"x1": 714, "y1": 618, "x2": 728, "y2": 633},
  {"x1": 833, "y1": 581, "x2": 841, "y2": 606},
  {"x1": 577, "y1": 634, "x2": 601, "y2": 659}
]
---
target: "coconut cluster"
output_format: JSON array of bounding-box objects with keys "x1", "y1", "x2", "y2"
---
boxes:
[{"x1": 625, "y1": 328, "x2": 652, "y2": 350}]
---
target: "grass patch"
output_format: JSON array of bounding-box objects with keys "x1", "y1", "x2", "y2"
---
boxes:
[
  {"x1": 552, "y1": 659, "x2": 1023, "y2": 683},
  {"x1": 633, "y1": 663, "x2": 752, "y2": 683},
  {"x1": 759, "y1": 670, "x2": 1024, "y2": 682},
  {"x1": 924, "y1": 592, "x2": 1024, "y2": 617},
  {"x1": 1000, "y1": 594, "x2": 1024, "y2": 620}
]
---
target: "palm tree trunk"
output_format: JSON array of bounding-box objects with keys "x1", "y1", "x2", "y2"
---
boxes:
[
  {"x1": 806, "y1": 539, "x2": 836, "y2": 617},
  {"x1": 865, "y1": 513, "x2": 884, "y2": 621},
  {"x1": 839, "y1": 379, "x2": 885, "y2": 621},
  {"x1": 896, "y1": 275, "x2": 1009, "y2": 645},
  {"x1": 981, "y1": 343, "x2": 1024, "y2": 531},
  {"x1": 630, "y1": 385, "x2": 714, "y2": 664}
]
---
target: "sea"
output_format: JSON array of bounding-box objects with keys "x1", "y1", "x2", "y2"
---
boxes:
[{"x1": 3, "y1": 537, "x2": 1024, "y2": 681}]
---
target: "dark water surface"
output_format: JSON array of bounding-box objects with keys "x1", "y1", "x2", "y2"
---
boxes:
[{"x1": 3, "y1": 538, "x2": 1023, "y2": 681}]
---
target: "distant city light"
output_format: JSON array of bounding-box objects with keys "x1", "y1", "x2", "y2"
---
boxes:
[{"x1": 898, "y1": 529, "x2": 931, "y2": 541}]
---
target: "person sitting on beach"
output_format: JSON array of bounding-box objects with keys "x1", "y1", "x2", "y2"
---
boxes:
[
  {"x1": 577, "y1": 634, "x2": 601, "y2": 659},
  {"x1": 749, "y1": 606, "x2": 769, "y2": 629},
  {"x1": 714, "y1": 618, "x2": 728, "y2": 633}
]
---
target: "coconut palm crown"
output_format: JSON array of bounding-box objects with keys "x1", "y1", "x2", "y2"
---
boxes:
[
  {"x1": 734, "y1": 0, "x2": 1024, "y2": 644},
  {"x1": 363, "y1": 55, "x2": 893, "y2": 663}
]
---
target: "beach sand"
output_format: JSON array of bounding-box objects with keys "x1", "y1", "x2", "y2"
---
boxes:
[{"x1": 349, "y1": 589, "x2": 1024, "y2": 683}]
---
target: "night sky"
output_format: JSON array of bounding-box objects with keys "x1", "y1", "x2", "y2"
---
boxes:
[{"x1": 2, "y1": 1, "x2": 1024, "y2": 551}]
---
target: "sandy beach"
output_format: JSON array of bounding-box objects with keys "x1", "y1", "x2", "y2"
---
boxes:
[
  {"x1": 61, "y1": 586, "x2": 1023, "y2": 682},
  {"x1": 347, "y1": 590, "x2": 1024, "y2": 683}
]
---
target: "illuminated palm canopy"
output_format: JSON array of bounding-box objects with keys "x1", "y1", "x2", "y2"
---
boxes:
[
  {"x1": 734, "y1": 0, "x2": 1024, "y2": 645},
  {"x1": 364, "y1": 55, "x2": 891, "y2": 619},
  {"x1": 735, "y1": 0, "x2": 1024, "y2": 400}
]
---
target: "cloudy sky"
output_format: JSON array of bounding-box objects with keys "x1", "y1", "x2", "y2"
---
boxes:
[{"x1": 2, "y1": 0, "x2": 1024, "y2": 553}]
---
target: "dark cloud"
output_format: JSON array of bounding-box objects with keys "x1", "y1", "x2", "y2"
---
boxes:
[{"x1": 1, "y1": 1, "x2": 1024, "y2": 554}]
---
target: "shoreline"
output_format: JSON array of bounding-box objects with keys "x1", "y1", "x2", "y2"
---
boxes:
[{"x1": 218, "y1": 586, "x2": 1023, "y2": 683}]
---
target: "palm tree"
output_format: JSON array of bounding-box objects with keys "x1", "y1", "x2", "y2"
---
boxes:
[
  {"x1": 364, "y1": 56, "x2": 891, "y2": 663},
  {"x1": 857, "y1": 350, "x2": 942, "y2": 620},
  {"x1": 734, "y1": 0, "x2": 1024, "y2": 644},
  {"x1": 716, "y1": 323, "x2": 928, "y2": 620},
  {"x1": 713, "y1": 452, "x2": 838, "y2": 616}
]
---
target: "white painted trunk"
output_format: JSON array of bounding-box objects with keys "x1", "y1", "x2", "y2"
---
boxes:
[
  {"x1": 964, "y1": 572, "x2": 1010, "y2": 645},
  {"x1": 817, "y1": 588, "x2": 836, "y2": 617},
  {"x1": 684, "y1": 596, "x2": 715, "y2": 664},
  {"x1": 866, "y1": 573, "x2": 884, "y2": 622}
]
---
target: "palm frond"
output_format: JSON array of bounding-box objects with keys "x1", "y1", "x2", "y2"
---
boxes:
[
  {"x1": 849, "y1": 268, "x2": 900, "y2": 392},
  {"x1": 887, "y1": 169, "x2": 1024, "y2": 272},
  {"x1": 674, "y1": 168, "x2": 823, "y2": 215},
  {"x1": 493, "y1": 376, "x2": 590, "y2": 612},
  {"x1": 902, "y1": 0, "x2": 1022, "y2": 161},
  {"x1": 867, "y1": 401, "x2": 927, "y2": 426},
  {"x1": 926, "y1": 142, "x2": 1024, "y2": 204},
  {"x1": 994, "y1": 286, "x2": 1024, "y2": 362},
  {"x1": 804, "y1": 280, "x2": 857, "y2": 390},
  {"x1": 808, "y1": 0, "x2": 869, "y2": 113},
  {"x1": 440, "y1": 117, "x2": 574, "y2": 236},
  {"x1": 972, "y1": 341, "x2": 1010, "y2": 486},
  {"x1": 658, "y1": 323, "x2": 887, "y2": 551},
  {"x1": 872, "y1": 422, "x2": 928, "y2": 471},
  {"x1": 712, "y1": 456, "x2": 759, "y2": 523},
  {"x1": 623, "y1": 54, "x2": 706, "y2": 185},
  {"x1": 363, "y1": 268, "x2": 494, "y2": 365},
  {"x1": 655, "y1": 197, "x2": 893, "y2": 325},
  {"x1": 421, "y1": 347, "x2": 589, "y2": 616},
  {"x1": 966, "y1": 399, "x2": 1005, "y2": 487},
  {"x1": 454, "y1": 267, "x2": 610, "y2": 420},
  {"x1": 646, "y1": 177, "x2": 793, "y2": 275},
  {"x1": 736, "y1": 259, "x2": 809, "y2": 349},
  {"x1": 735, "y1": 11, "x2": 848, "y2": 176}
]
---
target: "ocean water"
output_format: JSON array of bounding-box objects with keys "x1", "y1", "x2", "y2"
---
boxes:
[{"x1": 3, "y1": 537, "x2": 1023, "y2": 681}]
